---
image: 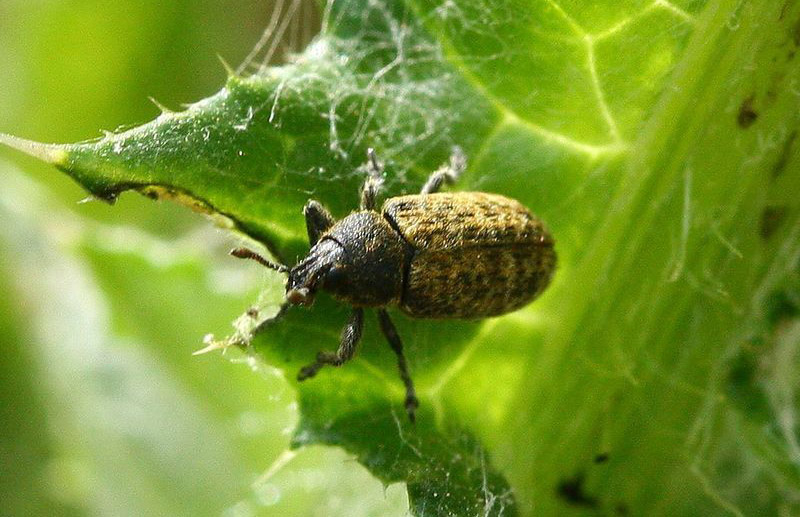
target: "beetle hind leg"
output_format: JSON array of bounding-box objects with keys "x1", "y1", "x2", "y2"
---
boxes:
[
  {"x1": 298, "y1": 308, "x2": 363, "y2": 380},
  {"x1": 420, "y1": 146, "x2": 466, "y2": 195},
  {"x1": 377, "y1": 309, "x2": 419, "y2": 423}
]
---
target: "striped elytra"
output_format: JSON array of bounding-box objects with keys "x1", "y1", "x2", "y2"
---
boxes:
[{"x1": 383, "y1": 192, "x2": 555, "y2": 318}]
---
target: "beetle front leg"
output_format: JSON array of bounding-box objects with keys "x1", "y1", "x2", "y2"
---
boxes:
[
  {"x1": 304, "y1": 200, "x2": 336, "y2": 246},
  {"x1": 377, "y1": 309, "x2": 419, "y2": 423},
  {"x1": 298, "y1": 308, "x2": 364, "y2": 380},
  {"x1": 420, "y1": 146, "x2": 467, "y2": 194}
]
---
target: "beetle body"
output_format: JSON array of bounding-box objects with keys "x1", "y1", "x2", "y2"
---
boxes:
[
  {"x1": 232, "y1": 148, "x2": 556, "y2": 422},
  {"x1": 308, "y1": 192, "x2": 554, "y2": 318},
  {"x1": 385, "y1": 192, "x2": 555, "y2": 318}
]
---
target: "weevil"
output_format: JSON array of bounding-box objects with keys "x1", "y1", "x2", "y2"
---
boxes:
[{"x1": 231, "y1": 148, "x2": 556, "y2": 422}]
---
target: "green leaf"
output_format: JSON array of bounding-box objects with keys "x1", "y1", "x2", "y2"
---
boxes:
[{"x1": 3, "y1": 0, "x2": 800, "y2": 514}]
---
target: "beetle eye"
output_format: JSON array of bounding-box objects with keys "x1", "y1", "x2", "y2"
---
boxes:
[{"x1": 325, "y1": 265, "x2": 347, "y2": 287}]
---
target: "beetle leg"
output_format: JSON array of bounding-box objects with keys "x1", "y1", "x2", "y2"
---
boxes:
[
  {"x1": 304, "y1": 200, "x2": 336, "y2": 246},
  {"x1": 420, "y1": 145, "x2": 467, "y2": 195},
  {"x1": 377, "y1": 309, "x2": 419, "y2": 423},
  {"x1": 297, "y1": 308, "x2": 363, "y2": 380},
  {"x1": 360, "y1": 148, "x2": 385, "y2": 211}
]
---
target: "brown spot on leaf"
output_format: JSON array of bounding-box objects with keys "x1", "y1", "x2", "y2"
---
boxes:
[
  {"x1": 765, "y1": 288, "x2": 800, "y2": 327},
  {"x1": 794, "y1": 14, "x2": 800, "y2": 46},
  {"x1": 737, "y1": 96, "x2": 759, "y2": 128},
  {"x1": 557, "y1": 473, "x2": 598, "y2": 508},
  {"x1": 779, "y1": 1, "x2": 790, "y2": 21},
  {"x1": 760, "y1": 205, "x2": 788, "y2": 239},
  {"x1": 773, "y1": 130, "x2": 797, "y2": 178}
]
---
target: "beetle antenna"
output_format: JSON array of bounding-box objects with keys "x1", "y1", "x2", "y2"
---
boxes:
[{"x1": 230, "y1": 247, "x2": 289, "y2": 273}]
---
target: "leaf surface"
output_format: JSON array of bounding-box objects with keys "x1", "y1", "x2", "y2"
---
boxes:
[{"x1": 3, "y1": 0, "x2": 800, "y2": 514}]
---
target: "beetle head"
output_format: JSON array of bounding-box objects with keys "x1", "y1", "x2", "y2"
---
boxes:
[{"x1": 286, "y1": 238, "x2": 343, "y2": 306}]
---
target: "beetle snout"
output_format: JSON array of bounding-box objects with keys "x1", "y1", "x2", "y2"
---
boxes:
[{"x1": 287, "y1": 287, "x2": 314, "y2": 306}]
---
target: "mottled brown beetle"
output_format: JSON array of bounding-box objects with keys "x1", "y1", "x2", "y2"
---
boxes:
[{"x1": 231, "y1": 148, "x2": 555, "y2": 422}]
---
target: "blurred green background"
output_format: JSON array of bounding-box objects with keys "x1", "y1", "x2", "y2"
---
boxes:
[{"x1": 0, "y1": 1, "x2": 408, "y2": 515}]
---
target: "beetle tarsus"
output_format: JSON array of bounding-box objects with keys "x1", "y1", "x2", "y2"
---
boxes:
[
  {"x1": 405, "y1": 394, "x2": 419, "y2": 423},
  {"x1": 378, "y1": 309, "x2": 418, "y2": 423},
  {"x1": 297, "y1": 362, "x2": 322, "y2": 380},
  {"x1": 297, "y1": 351, "x2": 339, "y2": 380},
  {"x1": 420, "y1": 146, "x2": 467, "y2": 195},
  {"x1": 360, "y1": 148, "x2": 385, "y2": 210},
  {"x1": 297, "y1": 308, "x2": 363, "y2": 380}
]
